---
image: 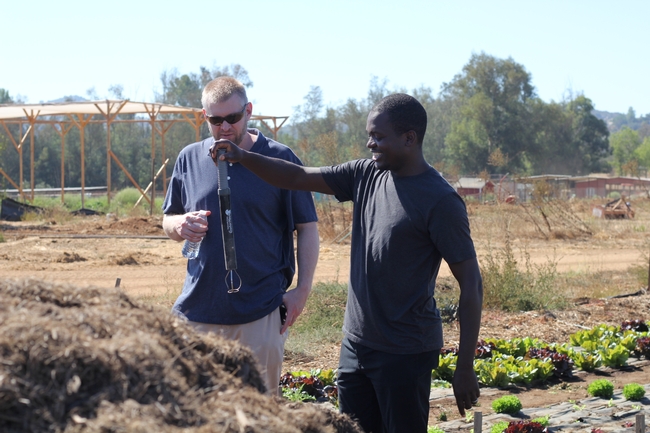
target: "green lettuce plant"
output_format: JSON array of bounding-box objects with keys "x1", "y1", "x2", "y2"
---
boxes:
[{"x1": 587, "y1": 379, "x2": 614, "y2": 398}]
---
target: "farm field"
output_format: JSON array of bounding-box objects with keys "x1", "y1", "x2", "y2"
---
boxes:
[
  {"x1": 0, "y1": 199, "x2": 646, "y2": 300},
  {"x1": 1, "y1": 196, "x2": 649, "y2": 430}
]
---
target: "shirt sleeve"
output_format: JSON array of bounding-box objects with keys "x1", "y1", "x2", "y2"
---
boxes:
[{"x1": 429, "y1": 193, "x2": 476, "y2": 265}]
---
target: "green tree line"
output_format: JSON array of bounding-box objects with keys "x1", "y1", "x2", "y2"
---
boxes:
[{"x1": 1, "y1": 53, "x2": 649, "y2": 195}]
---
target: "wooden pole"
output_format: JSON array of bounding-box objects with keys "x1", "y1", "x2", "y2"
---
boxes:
[
  {"x1": 80, "y1": 123, "x2": 85, "y2": 209},
  {"x1": 60, "y1": 132, "x2": 65, "y2": 203},
  {"x1": 52, "y1": 122, "x2": 73, "y2": 203},
  {"x1": 30, "y1": 119, "x2": 35, "y2": 202},
  {"x1": 106, "y1": 118, "x2": 112, "y2": 205},
  {"x1": 150, "y1": 118, "x2": 155, "y2": 216},
  {"x1": 473, "y1": 411, "x2": 482, "y2": 433},
  {"x1": 134, "y1": 159, "x2": 169, "y2": 208},
  {"x1": 636, "y1": 413, "x2": 645, "y2": 433}
]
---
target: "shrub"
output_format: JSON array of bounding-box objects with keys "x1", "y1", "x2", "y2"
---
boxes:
[
  {"x1": 112, "y1": 188, "x2": 144, "y2": 210},
  {"x1": 491, "y1": 395, "x2": 522, "y2": 414},
  {"x1": 481, "y1": 233, "x2": 564, "y2": 312},
  {"x1": 623, "y1": 383, "x2": 646, "y2": 401},
  {"x1": 587, "y1": 379, "x2": 614, "y2": 398}
]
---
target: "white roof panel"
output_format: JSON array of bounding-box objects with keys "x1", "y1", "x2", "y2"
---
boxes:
[{"x1": 0, "y1": 100, "x2": 202, "y2": 120}]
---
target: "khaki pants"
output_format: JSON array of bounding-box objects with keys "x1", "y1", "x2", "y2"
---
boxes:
[{"x1": 188, "y1": 306, "x2": 288, "y2": 395}]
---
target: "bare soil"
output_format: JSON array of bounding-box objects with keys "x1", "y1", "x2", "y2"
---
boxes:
[{"x1": 1, "y1": 213, "x2": 649, "y2": 428}]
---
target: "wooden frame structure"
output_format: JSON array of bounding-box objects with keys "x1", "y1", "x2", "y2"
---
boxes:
[{"x1": 0, "y1": 100, "x2": 288, "y2": 214}]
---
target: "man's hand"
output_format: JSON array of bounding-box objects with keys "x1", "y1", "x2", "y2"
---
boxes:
[
  {"x1": 209, "y1": 139, "x2": 244, "y2": 166},
  {"x1": 172, "y1": 210, "x2": 211, "y2": 243},
  {"x1": 452, "y1": 365, "x2": 480, "y2": 416},
  {"x1": 280, "y1": 286, "x2": 311, "y2": 334}
]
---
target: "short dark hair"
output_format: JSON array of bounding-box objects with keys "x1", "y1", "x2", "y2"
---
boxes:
[{"x1": 371, "y1": 93, "x2": 427, "y2": 144}]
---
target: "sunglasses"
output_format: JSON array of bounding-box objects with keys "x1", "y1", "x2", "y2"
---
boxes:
[{"x1": 205, "y1": 104, "x2": 247, "y2": 126}]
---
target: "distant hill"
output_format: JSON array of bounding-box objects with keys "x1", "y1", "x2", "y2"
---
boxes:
[{"x1": 593, "y1": 109, "x2": 650, "y2": 134}]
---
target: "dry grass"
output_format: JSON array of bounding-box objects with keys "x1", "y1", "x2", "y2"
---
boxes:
[
  {"x1": 315, "y1": 196, "x2": 650, "y2": 306},
  {"x1": 314, "y1": 199, "x2": 353, "y2": 243}
]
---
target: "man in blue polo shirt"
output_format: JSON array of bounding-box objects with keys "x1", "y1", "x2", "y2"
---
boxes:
[{"x1": 162, "y1": 76, "x2": 319, "y2": 395}]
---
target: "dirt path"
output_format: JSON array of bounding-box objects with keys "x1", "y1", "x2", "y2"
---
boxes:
[
  {"x1": 0, "y1": 235, "x2": 351, "y2": 298},
  {"x1": 0, "y1": 231, "x2": 642, "y2": 298}
]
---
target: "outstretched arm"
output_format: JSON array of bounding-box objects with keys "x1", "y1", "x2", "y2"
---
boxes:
[
  {"x1": 210, "y1": 139, "x2": 335, "y2": 195},
  {"x1": 448, "y1": 257, "x2": 483, "y2": 416}
]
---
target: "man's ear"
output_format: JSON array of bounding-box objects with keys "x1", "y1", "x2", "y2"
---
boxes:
[{"x1": 405, "y1": 130, "x2": 417, "y2": 146}]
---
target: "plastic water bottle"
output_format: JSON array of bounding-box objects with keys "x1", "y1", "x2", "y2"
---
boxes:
[
  {"x1": 181, "y1": 210, "x2": 208, "y2": 260},
  {"x1": 182, "y1": 239, "x2": 201, "y2": 260}
]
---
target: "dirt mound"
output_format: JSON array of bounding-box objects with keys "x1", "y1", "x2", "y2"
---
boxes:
[
  {"x1": 98, "y1": 216, "x2": 164, "y2": 235},
  {"x1": 55, "y1": 252, "x2": 87, "y2": 263},
  {"x1": 109, "y1": 254, "x2": 140, "y2": 266},
  {"x1": 0, "y1": 215, "x2": 165, "y2": 238},
  {"x1": 0, "y1": 278, "x2": 361, "y2": 433}
]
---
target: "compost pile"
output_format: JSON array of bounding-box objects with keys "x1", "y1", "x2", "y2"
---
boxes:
[{"x1": 0, "y1": 278, "x2": 361, "y2": 433}]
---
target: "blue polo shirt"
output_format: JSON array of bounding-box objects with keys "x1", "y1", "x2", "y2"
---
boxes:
[{"x1": 162, "y1": 130, "x2": 317, "y2": 325}]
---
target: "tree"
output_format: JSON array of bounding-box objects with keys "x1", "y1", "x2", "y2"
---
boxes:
[
  {"x1": 527, "y1": 99, "x2": 573, "y2": 174},
  {"x1": 633, "y1": 136, "x2": 650, "y2": 174},
  {"x1": 292, "y1": 86, "x2": 324, "y2": 126},
  {"x1": 413, "y1": 86, "x2": 449, "y2": 169},
  {"x1": 0, "y1": 88, "x2": 13, "y2": 104},
  {"x1": 441, "y1": 53, "x2": 536, "y2": 174},
  {"x1": 611, "y1": 127, "x2": 641, "y2": 174},
  {"x1": 566, "y1": 95, "x2": 610, "y2": 174},
  {"x1": 0, "y1": 89, "x2": 13, "y2": 156},
  {"x1": 526, "y1": 95, "x2": 610, "y2": 175},
  {"x1": 160, "y1": 72, "x2": 202, "y2": 107},
  {"x1": 157, "y1": 64, "x2": 252, "y2": 108}
]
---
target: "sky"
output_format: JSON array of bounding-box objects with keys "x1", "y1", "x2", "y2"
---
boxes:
[{"x1": 2, "y1": 0, "x2": 649, "y2": 120}]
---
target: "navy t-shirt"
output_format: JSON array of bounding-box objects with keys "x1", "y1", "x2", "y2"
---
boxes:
[
  {"x1": 162, "y1": 130, "x2": 317, "y2": 325},
  {"x1": 321, "y1": 159, "x2": 476, "y2": 354}
]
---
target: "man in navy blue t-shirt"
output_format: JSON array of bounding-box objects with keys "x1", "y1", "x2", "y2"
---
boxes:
[{"x1": 211, "y1": 93, "x2": 483, "y2": 433}]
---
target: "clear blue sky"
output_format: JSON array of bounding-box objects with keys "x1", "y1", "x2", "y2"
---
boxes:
[{"x1": 2, "y1": 0, "x2": 648, "y2": 119}]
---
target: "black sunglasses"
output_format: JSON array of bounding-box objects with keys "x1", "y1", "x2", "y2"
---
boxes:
[{"x1": 205, "y1": 104, "x2": 247, "y2": 126}]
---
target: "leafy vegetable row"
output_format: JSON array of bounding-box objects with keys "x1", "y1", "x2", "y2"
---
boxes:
[{"x1": 433, "y1": 320, "x2": 650, "y2": 387}]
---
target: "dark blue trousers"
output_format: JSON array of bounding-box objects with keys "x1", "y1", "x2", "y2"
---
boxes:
[{"x1": 337, "y1": 337, "x2": 439, "y2": 433}]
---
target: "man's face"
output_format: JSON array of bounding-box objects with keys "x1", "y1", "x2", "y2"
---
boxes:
[
  {"x1": 366, "y1": 110, "x2": 408, "y2": 173},
  {"x1": 203, "y1": 95, "x2": 250, "y2": 146}
]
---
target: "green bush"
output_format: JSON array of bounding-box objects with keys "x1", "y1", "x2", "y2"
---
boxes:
[
  {"x1": 491, "y1": 395, "x2": 522, "y2": 414},
  {"x1": 112, "y1": 188, "x2": 144, "y2": 209},
  {"x1": 481, "y1": 235, "x2": 565, "y2": 312},
  {"x1": 587, "y1": 379, "x2": 614, "y2": 398},
  {"x1": 623, "y1": 383, "x2": 645, "y2": 401}
]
